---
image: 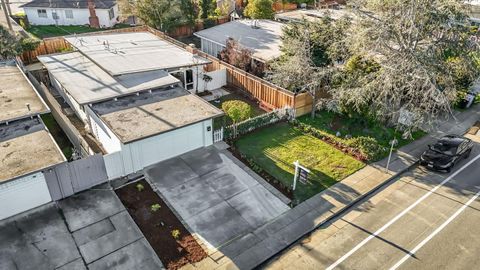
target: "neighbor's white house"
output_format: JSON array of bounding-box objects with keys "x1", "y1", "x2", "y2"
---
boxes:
[{"x1": 21, "y1": 0, "x2": 118, "y2": 27}]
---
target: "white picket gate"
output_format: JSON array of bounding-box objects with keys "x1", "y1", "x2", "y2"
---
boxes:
[{"x1": 213, "y1": 127, "x2": 224, "y2": 143}]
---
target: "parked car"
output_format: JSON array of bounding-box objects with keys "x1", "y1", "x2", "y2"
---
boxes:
[{"x1": 420, "y1": 135, "x2": 474, "y2": 172}]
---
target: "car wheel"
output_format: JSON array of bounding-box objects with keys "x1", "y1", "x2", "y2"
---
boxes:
[
  {"x1": 465, "y1": 149, "x2": 472, "y2": 159},
  {"x1": 445, "y1": 166, "x2": 452, "y2": 173}
]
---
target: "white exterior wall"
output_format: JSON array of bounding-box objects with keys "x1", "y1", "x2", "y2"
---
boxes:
[
  {"x1": 193, "y1": 68, "x2": 227, "y2": 92},
  {"x1": 49, "y1": 73, "x2": 88, "y2": 123},
  {"x1": 200, "y1": 38, "x2": 226, "y2": 58},
  {"x1": 103, "y1": 119, "x2": 214, "y2": 179},
  {"x1": 24, "y1": 6, "x2": 118, "y2": 27},
  {"x1": 0, "y1": 172, "x2": 52, "y2": 220},
  {"x1": 86, "y1": 107, "x2": 122, "y2": 154}
]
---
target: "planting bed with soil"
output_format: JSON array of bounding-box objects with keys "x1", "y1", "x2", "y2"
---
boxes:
[{"x1": 116, "y1": 179, "x2": 207, "y2": 270}]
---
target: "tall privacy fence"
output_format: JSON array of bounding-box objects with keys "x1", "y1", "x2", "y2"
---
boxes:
[{"x1": 19, "y1": 26, "x2": 314, "y2": 115}]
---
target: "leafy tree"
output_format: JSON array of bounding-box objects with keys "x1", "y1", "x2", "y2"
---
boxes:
[
  {"x1": 117, "y1": 0, "x2": 136, "y2": 23},
  {"x1": 199, "y1": 0, "x2": 216, "y2": 19},
  {"x1": 222, "y1": 100, "x2": 252, "y2": 123},
  {"x1": 180, "y1": 0, "x2": 196, "y2": 26},
  {"x1": 136, "y1": 0, "x2": 184, "y2": 32},
  {"x1": 0, "y1": 25, "x2": 22, "y2": 60},
  {"x1": 330, "y1": 0, "x2": 480, "y2": 131},
  {"x1": 244, "y1": 0, "x2": 274, "y2": 19}
]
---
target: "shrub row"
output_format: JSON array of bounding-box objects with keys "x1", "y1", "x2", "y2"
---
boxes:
[
  {"x1": 291, "y1": 120, "x2": 387, "y2": 162},
  {"x1": 224, "y1": 110, "x2": 283, "y2": 139}
]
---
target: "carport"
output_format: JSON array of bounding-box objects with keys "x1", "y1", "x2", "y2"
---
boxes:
[{"x1": 144, "y1": 146, "x2": 290, "y2": 249}]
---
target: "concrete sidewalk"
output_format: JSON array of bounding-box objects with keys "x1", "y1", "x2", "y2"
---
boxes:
[{"x1": 184, "y1": 105, "x2": 480, "y2": 270}]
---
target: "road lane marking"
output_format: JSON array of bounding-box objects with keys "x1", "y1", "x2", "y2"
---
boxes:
[
  {"x1": 389, "y1": 188, "x2": 480, "y2": 270},
  {"x1": 326, "y1": 153, "x2": 480, "y2": 270}
]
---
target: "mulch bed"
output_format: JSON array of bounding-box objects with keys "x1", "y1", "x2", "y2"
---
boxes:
[
  {"x1": 228, "y1": 146, "x2": 294, "y2": 200},
  {"x1": 116, "y1": 180, "x2": 207, "y2": 270}
]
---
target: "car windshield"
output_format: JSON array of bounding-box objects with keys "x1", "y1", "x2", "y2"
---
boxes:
[{"x1": 430, "y1": 143, "x2": 457, "y2": 155}]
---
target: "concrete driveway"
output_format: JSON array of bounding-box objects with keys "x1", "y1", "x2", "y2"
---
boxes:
[
  {"x1": 144, "y1": 146, "x2": 290, "y2": 250},
  {"x1": 0, "y1": 187, "x2": 164, "y2": 270}
]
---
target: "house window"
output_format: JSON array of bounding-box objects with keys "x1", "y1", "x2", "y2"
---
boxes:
[
  {"x1": 108, "y1": 8, "x2": 115, "y2": 20},
  {"x1": 65, "y1": 10, "x2": 74, "y2": 19},
  {"x1": 37, "y1": 9, "x2": 47, "y2": 18}
]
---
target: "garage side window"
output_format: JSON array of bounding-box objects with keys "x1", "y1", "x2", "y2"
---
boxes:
[
  {"x1": 37, "y1": 9, "x2": 47, "y2": 18},
  {"x1": 65, "y1": 10, "x2": 74, "y2": 19}
]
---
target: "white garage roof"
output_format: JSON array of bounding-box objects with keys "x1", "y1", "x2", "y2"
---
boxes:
[
  {"x1": 0, "y1": 63, "x2": 49, "y2": 123},
  {"x1": 91, "y1": 87, "x2": 224, "y2": 143},
  {"x1": 194, "y1": 20, "x2": 284, "y2": 62},
  {"x1": 64, "y1": 32, "x2": 211, "y2": 76},
  {"x1": 38, "y1": 52, "x2": 181, "y2": 105},
  {"x1": 0, "y1": 118, "x2": 65, "y2": 183}
]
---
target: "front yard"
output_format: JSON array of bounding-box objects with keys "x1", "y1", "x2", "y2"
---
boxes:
[
  {"x1": 299, "y1": 111, "x2": 426, "y2": 152},
  {"x1": 235, "y1": 123, "x2": 365, "y2": 203}
]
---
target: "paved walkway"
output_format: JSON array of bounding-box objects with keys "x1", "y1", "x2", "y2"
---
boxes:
[{"x1": 183, "y1": 105, "x2": 480, "y2": 270}]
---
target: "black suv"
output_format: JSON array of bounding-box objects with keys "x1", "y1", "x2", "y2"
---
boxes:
[{"x1": 420, "y1": 135, "x2": 474, "y2": 172}]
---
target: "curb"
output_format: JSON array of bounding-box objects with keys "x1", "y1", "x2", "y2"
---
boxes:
[{"x1": 258, "y1": 159, "x2": 419, "y2": 268}]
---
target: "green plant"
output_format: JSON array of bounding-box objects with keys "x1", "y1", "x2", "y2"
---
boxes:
[
  {"x1": 150, "y1": 204, "x2": 161, "y2": 212},
  {"x1": 136, "y1": 183, "x2": 144, "y2": 192},
  {"x1": 222, "y1": 100, "x2": 252, "y2": 124},
  {"x1": 245, "y1": 0, "x2": 274, "y2": 19},
  {"x1": 171, "y1": 229, "x2": 181, "y2": 239}
]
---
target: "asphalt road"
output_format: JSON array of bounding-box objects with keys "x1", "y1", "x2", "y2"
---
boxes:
[{"x1": 265, "y1": 140, "x2": 480, "y2": 270}]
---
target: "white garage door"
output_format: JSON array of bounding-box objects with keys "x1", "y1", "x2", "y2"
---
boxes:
[
  {"x1": 0, "y1": 172, "x2": 52, "y2": 220},
  {"x1": 125, "y1": 120, "x2": 213, "y2": 172}
]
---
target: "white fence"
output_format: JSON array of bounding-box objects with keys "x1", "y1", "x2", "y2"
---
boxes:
[
  {"x1": 195, "y1": 68, "x2": 227, "y2": 92},
  {"x1": 213, "y1": 127, "x2": 224, "y2": 143}
]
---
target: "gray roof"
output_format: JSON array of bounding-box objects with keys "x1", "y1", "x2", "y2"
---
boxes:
[
  {"x1": 64, "y1": 32, "x2": 210, "y2": 76},
  {"x1": 0, "y1": 118, "x2": 65, "y2": 182},
  {"x1": 275, "y1": 8, "x2": 356, "y2": 23},
  {"x1": 91, "y1": 87, "x2": 224, "y2": 143},
  {"x1": 21, "y1": 0, "x2": 116, "y2": 9},
  {"x1": 0, "y1": 63, "x2": 49, "y2": 123},
  {"x1": 194, "y1": 19, "x2": 284, "y2": 62},
  {"x1": 38, "y1": 52, "x2": 181, "y2": 105}
]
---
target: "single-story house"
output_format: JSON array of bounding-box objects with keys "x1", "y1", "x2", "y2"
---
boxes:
[
  {"x1": 0, "y1": 62, "x2": 66, "y2": 220},
  {"x1": 38, "y1": 31, "x2": 225, "y2": 179},
  {"x1": 21, "y1": 0, "x2": 118, "y2": 27},
  {"x1": 467, "y1": 0, "x2": 480, "y2": 25},
  {"x1": 275, "y1": 8, "x2": 356, "y2": 23},
  {"x1": 194, "y1": 19, "x2": 284, "y2": 63}
]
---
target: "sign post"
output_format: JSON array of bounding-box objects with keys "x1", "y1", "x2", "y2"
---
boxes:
[{"x1": 293, "y1": 160, "x2": 310, "y2": 190}]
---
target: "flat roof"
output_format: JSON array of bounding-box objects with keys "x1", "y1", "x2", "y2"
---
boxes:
[
  {"x1": 64, "y1": 32, "x2": 210, "y2": 76},
  {"x1": 0, "y1": 118, "x2": 65, "y2": 183},
  {"x1": 194, "y1": 20, "x2": 284, "y2": 62},
  {"x1": 0, "y1": 63, "x2": 49, "y2": 123},
  {"x1": 91, "y1": 87, "x2": 224, "y2": 143},
  {"x1": 38, "y1": 52, "x2": 181, "y2": 105},
  {"x1": 275, "y1": 8, "x2": 356, "y2": 23}
]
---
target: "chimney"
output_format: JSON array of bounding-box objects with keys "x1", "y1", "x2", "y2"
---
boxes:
[
  {"x1": 187, "y1": 43, "x2": 198, "y2": 55},
  {"x1": 87, "y1": 0, "x2": 100, "y2": 28}
]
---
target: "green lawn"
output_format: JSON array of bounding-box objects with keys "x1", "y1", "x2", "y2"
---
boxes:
[
  {"x1": 235, "y1": 123, "x2": 365, "y2": 202},
  {"x1": 27, "y1": 24, "x2": 131, "y2": 39},
  {"x1": 41, "y1": 114, "x2": 74, "y2": 160},
  {"x1": 299, "y1": 111, "x2": 426, "y2": 150}
]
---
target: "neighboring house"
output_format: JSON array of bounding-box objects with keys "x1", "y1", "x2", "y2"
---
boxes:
[
  {"x1": 0, "y1": 62, "x2": 66, "y2": 220},
  {"x1": 38, "y1": 31, "x2": 225, "y2": 179},
  {"x1": 194, "y1": 19, "x2": 284, "y2": 63},
  {"x1": 467, "y1": 0, "x2": 480, "y2": 25},
  {"x1": 275, "y1": 8, "x2": 356, "y2": 23},
  {"x1": 21, "y1": 0, "x2": 118, "y2": 27}
]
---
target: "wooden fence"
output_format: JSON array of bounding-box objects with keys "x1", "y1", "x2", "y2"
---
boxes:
[
  {"x1": 169, "y1": 17, "x2": 230, "y2": 38},
  {"x1": 20, "y1": 25, "x2": 314, "y2": 115},
  {"x1": 273, "y1": 2, "x2": 298, "y2": 12}
]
